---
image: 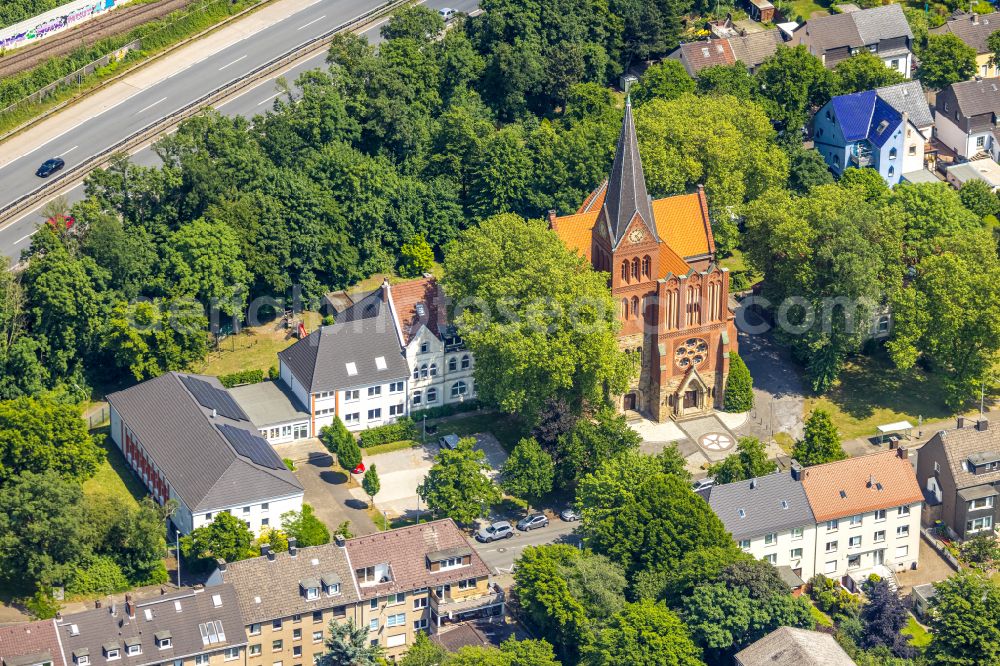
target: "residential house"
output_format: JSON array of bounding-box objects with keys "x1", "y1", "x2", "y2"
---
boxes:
[
  {"x1": 107, "y1": 372, "x2": 303, "y2": 535},
  {"x1": 916, "y1": 417, "x2": 998, "y2": 540},
  {"x1": 931, "y1": 11, "x2": 1000, "y2": 79},
  {"x1": 734, "y1": 627, "x2": 857, "y2": 666},
  {"x1": 934, "y1": 78, "x2": 1000, "y2": 159},
  {"x1": 875, "y1": 81, "x2": 934, "y2": 174},
  {"x1": 946, "y1": 157, "x2": 1000, "y2": 190},
  {"x1": 706, "y1": 469, "x2": 818, "y2": 582},
  {"x1": 791, "y1": 4, "x2": 913, "y2": 76},
  {"x1": 210, "y1": 520, "x2": 502, "y2": 662},
  {"x1": 0, "y1": 620, "x2": 65, "y2": 666},
  {"x1": 813, "y1": 89, "x2": 909, "y2": 186},
  {"x1": 56, "y1": 587, "x2": 247, "y2": 666},
  {"x1": 670, "y1": 29, "x2": 783, "y2": 77},
  {"x1": 801, "y1": 449, "x2": 922, "y2": 586}
]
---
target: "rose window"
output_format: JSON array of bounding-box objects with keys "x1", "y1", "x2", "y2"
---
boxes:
[{"x1": 675, "y1": 338, "x2": 709, "y2": 369}]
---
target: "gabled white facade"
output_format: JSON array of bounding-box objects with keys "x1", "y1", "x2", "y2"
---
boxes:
[
  {"x1": 812, "y1": 501, "x2": 922, "y2": 581},
  {"x1": 404, "y1": 325, "x2": 475, "y2": 412},
  {"x1": 738, "y1": 523, "x2": 819, "y2": 582}
]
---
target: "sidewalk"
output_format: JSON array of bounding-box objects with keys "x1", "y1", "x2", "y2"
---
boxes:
[{"x1": 0, "y1": 0, "x2": 319, "y2": 167}]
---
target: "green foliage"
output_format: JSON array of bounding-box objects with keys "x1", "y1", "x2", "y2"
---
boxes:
[
  {"x1": 445, "y1": 637, "x2": 561, "y2": 666},
  {"x1": 631, "y1": 61, "x2": 695, "y2": 105},
  {"x1": 787, "y1": 146, "x2": 834, "y2": 194},
  {"x1": 316, "y1": 618, "x2": 383, "y2": 666},
  {"x1": 553, "y1": 407, "x2": 641, "y2": 491},
  {"x1": 809, "y1": 574, "x2": 861, "y2": 621},
  {"x1": 218, "y1": 368, "x2": 265, "y2": 387},
  {"x1": 443, "y1": 214, "x2": 631, "y2": 421},
  {"x1": 917, "y1": 34, "x2": 978, "y2": 89},
  {"x1": 67, "y1": 556, "x2": 130, "y2": 596},
  {"x1": 501, "y1": 437, "x2": 555, "y2": 508},
  {"x1": 381, "y1": 6, "x2": 445, "y2": 41},
  {"x1": 24, "y1": 588, "x2": 61, "y2": 620},
  {"x1": 400, "y1": 631, "x2": 448, "y2": 665},
  {"x1": 88, "y1": 495, "x2": 172, "y2": 585},
  {"x1": 989, "y1": 29, "x2": 1000, "y2": 68},
  {"x1": 180, "y1": 512, "x2": 255, "y2": 567},
  {"x1": 281, "y1": 504, "x2": 332, "y2": 547},
  {"x1": 256, "y1": 527, "x2": 289, "y2": 554},
  {"x1": 695, "y1": 64, "x2": 756, "y2": 100},
  {"x1": 585, "y1": 600, "x2": 705, "y2": 666},
  {"x1": 320, "y1": 418, "x2": 362, "y2": 470},
  {"x1": 358, "y1": 417, "x2": 417, "y2": 448},
  {"x1": 0, "y1": 397, "x2": 103, "y2": 484},
  {"x1": 927, "y1": 571, "x2": 1000, "y2": 665},
  {"x1": 398, "y1": 235, "x2": 436, "y2": 278},
  {"x1": 362, "y1": 464, "x2": 381, "y2": 506},
  {"x1": 707, "y1": 436, "x2": 776, "y2": 484},
  {"x1": 960, "y1": 532, "x2": 1000, "y2": 568},
  {"x1": 723, "y1": 351, "x2": 754, "y2": 413},
  {"x1": 417, "y1": 437, "x2": 502, "y2": 523},
  {"x1": 958, "y1": 179, "x2": 1000, "y2": 220},
  {"x1": 834, "y1": 51, "x2": 906, "y2": 94},
  {"x1": 0, "y1": 0, "x2": 73, "y2": 29},
  {"x1": 411, "y1": 399, "x2": 481, "y2": 421},
  {"x1": 104, "y1": 297, "x2": 208, "y2": 381},
  {"x1": 755, "y1": 45, "x2": 835, "y2": 136},
  {"x1": 283, "y1": 458, "x2": 295, "y2": 471},
  {"x1": 793, "y1": 410, "x2": 847, "y2": 466},
  {"x1": 633, "y1": 546, "x2": 753, "y2": 606}
]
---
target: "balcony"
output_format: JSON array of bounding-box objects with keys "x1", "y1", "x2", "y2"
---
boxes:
[
  {"x1": 850, "y1": 147, "x2": 872, "y2": 168},
  {"x1": 431, "y1": 583, "x2": 505, "y2": 620}
]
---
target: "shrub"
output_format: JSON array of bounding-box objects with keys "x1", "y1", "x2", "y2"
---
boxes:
[
  {"x1": 24, "y1": 588, "x2": 60, "y2": 620},
  {"x1": 724, "y1": 351, "x2": 754, "y2": 412},
  {"x1": 67, "y1": 556, "x2": 130, "y2": 596},
  {"x1": 283, "y1": 458, "x2": 296, "y2": 471},
  {"x1": 268, "y1": 365, "x2": 279, "y2": 380},
  {"x1": 358, "y1": 418, "x2": 417, "y2": 448},
  {"x1": 218, "y1": 368, "x2": 264, "y2": 387},
  {"x1": 281, "y1": 505, "x2": 331, "y2": 546}
]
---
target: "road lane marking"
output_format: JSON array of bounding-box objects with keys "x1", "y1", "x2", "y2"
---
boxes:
[
  {"x1": 61, "y1": 145, "x2": 78, "y2": 156},
  {"x1": 14, "y1": 229, "x2": 38, "y2": 245},
  {"x1": 219, "y1": 54, "x2": 247, "y2": 70},
  {"x1": 256, "y1": 92, "x2": 283, "y2": 106},
  {"x1": 136, "y1": 96, "x2": 168, "y2": 114},
  {"x1": 297, "y1": 15, "x2": 326, "y2": 30}
]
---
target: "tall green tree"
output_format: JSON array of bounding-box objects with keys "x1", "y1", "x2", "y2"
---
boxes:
[
  {"x1": 400, "y1": 632, "x2": 448, "y2": 666},
  {"x1": 585, "y1": 600, "x2": 704, "y2": 666},
  {"x1": 443, "y1": 214, "x2": 631, "y2": 421},
  {"x1": 630, "y1": 60, "x2": 695, "y2": 105},
  {"x1": 446, "y1": 638, "x2": 562, "y2": 666},
  {"x1": 180, "y1": 512, "x2": 255, "y2": 565},
  {"x1": 0, "y1": 397, "x2": 103, "y2": 484},
  {"x1": 281, "y1": 504, "x2": 331, "y2": 547},
  {"x1": 707, "y1": 437, "x2": 776, "y2": 484},
  {"x1": 834, "y1": 51, "x2": 906, "y2": 94},
  {"x1": 792, "y1": 409, "x2": 847, "y2": 466},
  {"x1": 958, "y1": 178, "x2": 1000, "y2": 220},
  {"x1": 917, "y1": 34, "x2": 977, "y2": 90},
  {"x1": 859, "y1": 578, "x2": 912, "y2": 657},
  {"x1": 381, "y1": 5, "x2": 445, "y2": 41},
  {"x1": 104, "y1": 297, "x2": 208, "y2": 381},
  {"x1": 398, "y1": 235, "x2": 435, "y2": 277},
  {"x1": 316, "y1": 618, "x2": 383, "y2": 666},
  {"x1": 362, "y1": 464, "x2": 380, "y2": 508},
  {"x1": 754, "y1": 45, "x2": 835, "y2": 136},
  {"x1": 165, "y1": 218, "x2": 251, "y2": 318},
  {"x1": 501, "y1": 437, "x2": 555, "y2": 509},
  {"x1": 417, "y1": 438, "x2": 502, "y2": 524},
  {"x1": 553, "y1": 408, "x2": 641, "y2": 490},
  {"x1": 990, "y1": 30, "x2": 1000, "y2": 69},
  {"x1": 926, "y1": 571, "x2": 1000, "y2": 666},
  {"x1": 787, "y1": 146, "x2": 834, "y2": 194},
  {"x1": 723, "y1": 351, "x2": 754, "y2": 413},
  {"x1": 695, "y1": 64, "x2": 755, "y2": 100}
]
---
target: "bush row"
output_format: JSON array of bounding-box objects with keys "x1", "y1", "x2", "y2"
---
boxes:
[
  {"x1": 218, "y1": 368, "x2": 264, "y2": 387},
  {"x1": 410, "y1": 399, "x2": 480, "y2": 421},
  {"x1": 358, "y1": 417, "x2": 417, "y2": 448}
]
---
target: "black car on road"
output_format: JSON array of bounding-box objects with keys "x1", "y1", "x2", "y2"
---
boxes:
[{"x1": 36, "y1": 157, "x2": 65, "y2": 178}]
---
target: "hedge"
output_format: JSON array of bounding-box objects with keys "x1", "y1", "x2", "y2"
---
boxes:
[
  {"x1": 410, "y1": 400, "x2": 480, "y2": 421},
  {"x1": 218, "y1": 368, "x2": 264, "y2": 387},
  {"x1": 358, "y1": 418, "x2": 417, "y2": 448}
]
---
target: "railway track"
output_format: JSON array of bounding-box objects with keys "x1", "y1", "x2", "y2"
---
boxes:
[{"x1": 0, "y1": 0, "x2": 194, "y2": 79}]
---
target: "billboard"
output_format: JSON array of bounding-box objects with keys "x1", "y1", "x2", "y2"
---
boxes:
[{"x1": 0, "y1": 0, "x2": 137, "y2": 52}]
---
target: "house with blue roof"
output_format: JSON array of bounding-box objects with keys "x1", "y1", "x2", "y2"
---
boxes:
[{"x1": 813, "y1": 89, "x2": 908, "y2": 186}]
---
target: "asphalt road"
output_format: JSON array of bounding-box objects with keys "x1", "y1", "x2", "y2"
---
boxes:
[
  {"x1": 0, "y1": 0, "x2": 478, "y2": 260},
  {"x1": 471, "y1": 519, "x2": 581, "y2": 575}
]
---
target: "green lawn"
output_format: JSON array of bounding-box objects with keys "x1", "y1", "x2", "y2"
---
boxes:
[
  {"x1": 804, "y1": 350, "x2": 955, "y2": 441},
  {"x1": 82, "y1": 433, "x2": 146, "y2": 507},
  {"x1": 903, "y1": 615, "x2": 932, "y2": 649},
  {"x1": 194, "y1": 311, "x2": 321, "y2": 377},
  {"x1": 781, "y1": 0, "x2": 832, "y2": 22},
  {"x1": 363, "y1": 439, "x2": 420, "y2": 456}
]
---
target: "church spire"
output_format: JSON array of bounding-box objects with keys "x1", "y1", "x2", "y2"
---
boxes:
[{"x1": 603, "y1": 96, "x2": 657, "y2": 247}]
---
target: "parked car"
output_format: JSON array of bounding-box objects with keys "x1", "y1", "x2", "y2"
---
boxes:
[
  {"x1": 560, "y1": 508, "x2": 580, "y2": 522},
  {"x1": 352, "y1": 462, "x2": 366, "y2": 475},
  {"x1": 517, "y1": 513, "x2": 549, "y2": 531},
  {"x1": 439, "y1": 7, "x2": 456, "y2": 21},
  {"x1": 439, "y1": 433, "x2": 461, "y2": 449},
  {"x1": 35, "y1": 157, "x2": 65, "y2": 178},
  {"x1": 476, "y1": 521, "x2": 514, "y2": 542},
  {"x1": 692, "y1": 477, "x2": 715, "y2": 492}
]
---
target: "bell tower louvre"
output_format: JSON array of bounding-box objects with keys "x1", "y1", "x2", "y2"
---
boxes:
[{"x1": 548, "y1": 97, "x2": 737, "y2": 421}]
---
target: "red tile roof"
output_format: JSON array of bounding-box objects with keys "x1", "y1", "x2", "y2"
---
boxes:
[
  {"x1": 801, "y1": 450, "x2": 923, "y2": 522},
  {"x1": 0, "y1": 620, "x2": 64, "y2": 666},
  {"x1": 389, "y1": 277, "x2": 446, "y2": 346}
]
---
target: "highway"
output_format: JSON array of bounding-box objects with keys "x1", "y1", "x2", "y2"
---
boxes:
[{"x1": 0, "y1": 0, "x2": 478, "y2": 260}]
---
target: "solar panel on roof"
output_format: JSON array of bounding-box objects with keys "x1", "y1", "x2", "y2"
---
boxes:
[
  {"x1": 218, "y1": 424, "x2": 285, "y2": 470},
  {"x1": 179, "y1": 375, "x2": 247, "y2": 421}
]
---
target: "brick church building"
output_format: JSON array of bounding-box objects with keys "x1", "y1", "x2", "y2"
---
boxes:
[{"x1": 549, "y1": 99, "x2": 737, "y2": 421}]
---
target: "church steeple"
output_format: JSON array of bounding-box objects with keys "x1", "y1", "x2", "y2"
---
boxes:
[{"x1": 602, "y1": 96, "x2": 657, "y2": 248}]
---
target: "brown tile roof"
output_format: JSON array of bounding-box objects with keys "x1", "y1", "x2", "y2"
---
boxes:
[
  {"x1": 677, "y1": 39, "x2": 737, "y2": 76},
  {"x1": 0, "y1": 620, "x2": 64, "y2": 666},
  {"x1": 388, "y1": 277, "x2": 447, "y2": 346},
  {"x1": 577, "y1": 181, "x2": 607, "y2": 214},
  {"x1": 727, "y1": 30, "x2": 784, "y2": 71},
  {"x1": 430, "y1": 624, "x2": 491, "y2": 652},
  {"x1": 344, "y1": 520, "x2": 491, "y2": 601},
  {"x1": 657, "y1": 243, "x2": 692, "y2": 277},
  {"x1": 801, "y1": 450, "x2": 923, "y2": 522},
  {"x1": 930, "y1": 423, "x2": 1000, "y2": 490},
  {"x1": 216, "y1": 542, "x2": 361, "y2": 625},
  {"x1": 931, "y1": 11, "x2": 1000, "y2": 54}
]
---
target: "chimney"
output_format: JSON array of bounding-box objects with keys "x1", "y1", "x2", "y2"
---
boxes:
[
  {"x1": 216, "y1": 558, "x2": 227, "y2": 573},
  {"x1": 288, "y1": 538, "x2": 298, "y2": 557},
  {"x1": 211, "y1": 408, "x2": 217, "y2": 418},
  {"x1": 897, "y1": 446, "x2": 909, "y2": 460},
  {"x1": 267, "y1": 549, "x2": 276, "y2": 562},
  {"x1": 125, "y1": 594, "x2": 135, "y2": 619},
  {"x1": 95, "y1": 599, "x2": 102, "y2": 609},
  {"x1": 976, "y1": 419, "x2": 990, "y2": 432},
  {"x1": 381, "y1": 278, "x2": 391, "y2": 302},
  {"x1": 790, "y1": 461, "x2": 803, "y2": 481},
  {"x1": 335, "y1": 534, "x2": 346, "y2": 548},
  {"x1": 260, "y1": 544, "x2": 271, "y2": 559},
  {"x1": 749, "y1": 478, "x2": 758, "y2": 489},
  {"x1": 958, "y1": 416, "x2": 966, "y2": 429},
  {"x1": 56, "y1": 612, "x2": 62, "y2": 621},
  {"x1": 868, "y1": 474, "x2": 876, "y2": 488},
  {"x1": 547, "y1": 210, "x2": 557, "y2": 229},
  {"x1": 973, "y1": 12, "x2": 979, "y2": 24}
]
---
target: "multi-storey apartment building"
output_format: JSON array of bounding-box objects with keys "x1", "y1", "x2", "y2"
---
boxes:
[
  {"x1": 209, "y1": 520, "x2": 503, "y2": 663},
  {"x1": 707, "y1": 469, "x2": 819, "y2": 583}
]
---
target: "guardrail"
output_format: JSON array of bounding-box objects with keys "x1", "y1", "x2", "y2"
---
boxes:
[{"x1": 0, "y1": 0, "x2": 406, "y2": 226}]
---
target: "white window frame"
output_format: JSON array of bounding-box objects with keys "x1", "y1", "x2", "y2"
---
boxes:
[{"x1": 826, "y1": 519, "x2": 839, "y2": 532}]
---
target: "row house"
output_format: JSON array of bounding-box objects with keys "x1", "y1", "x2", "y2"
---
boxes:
[
  {"x1": 791, "y1": 4, "x2": 913, "y2": 77},
  {"x1": 934, "y1": 77, "x2": 1000, "y2": 160},
  {"x1": 208, "y1": 519, "x2": 503, "y2": 663}
]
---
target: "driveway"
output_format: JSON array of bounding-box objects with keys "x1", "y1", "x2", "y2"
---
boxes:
[
  {"x1": 356, "y1": 433, "x2": 508, "y2": 520},
  {"x1": 274, "y1": 438, "x2": 378, "y2": 536}
]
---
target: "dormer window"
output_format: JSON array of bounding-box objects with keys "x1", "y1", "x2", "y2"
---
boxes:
[
  {"x1": 427, "y1": 547, "x2": 471, "y2": 571},
  {"x1": 124, "y1": 640, "x2": 141, "y2": 657},
  {"x1": 322, "y1": 573, "x2": 341, "y2": 596},
  {"x1": 103, "y1": 644, "x2": 120, "y2": 662},
  {"x1": 74, "y1": 650, "x2": 90, "y2": 666},
  {"x1": 155, "y1": 632, "x2": 172, "y2": 650}
]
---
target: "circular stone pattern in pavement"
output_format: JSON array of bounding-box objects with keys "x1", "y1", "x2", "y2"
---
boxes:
[{"x1": 699, "y1": 432, "x2": 734, "y2": 452}]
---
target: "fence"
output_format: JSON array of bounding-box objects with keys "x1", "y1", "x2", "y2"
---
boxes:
[
  {"x1": 0, "y1": 39, "x2": 139, "y2": 116},
  {"x1": 87, "y1": 405, "x2": 110, "y2": 430}
]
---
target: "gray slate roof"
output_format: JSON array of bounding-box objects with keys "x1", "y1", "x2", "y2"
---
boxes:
[
  {"x1": 277, "y1": 305, "x2": 408, "y2": 393},
  {"x1": 602, "y1": 97, "x2": 658, "y2": 247},
  {"x1": 735, "y1": 627, "x2": 856, "y2": 665},
  {"x1": 56, "y1": 586, "x2": 246, "y2": 666},
  {"x1": 228, "y1": 380, "x2": 309, "y2": 428},
  {"x1": 931, "y1": 423, "x2": 1000, "y2": 490},
  {"x1": 707, "y1": 471, "x2": 815, "y2": 540},
  {"x1": 797, "y1": 4, "x2": 910, "y2": 53},
  {"x1": 216, "y1": 543, "x2": 360, "y2": 625},
  {"x1": 106, "y1": 373, "x2": 302, "y2": 512},
  {"x1": 876, "y1": 81, "x2": 934, "y2": 129},
  {"x1": 853, "y1": 4, "x2": 912, "y2": 44},
  {"x1": 947, "y1": 77, "x2": 1000, "y2": 117},
  {"x1": 931, "y1": 11, "x2": 1000, "y2": 54}
]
